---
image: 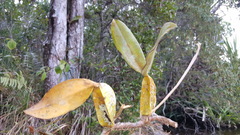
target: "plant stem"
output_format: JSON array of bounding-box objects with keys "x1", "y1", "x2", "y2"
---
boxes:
[{"x1": 152, "y1": 43, "x2": 201, "y2": 113}]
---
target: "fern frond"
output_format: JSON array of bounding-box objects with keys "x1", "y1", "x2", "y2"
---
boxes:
[{"x1": 0, "y1": 72, "x2": 27, "y2": 90}]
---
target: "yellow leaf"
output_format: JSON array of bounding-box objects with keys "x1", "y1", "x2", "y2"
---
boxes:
[
  {"x1": 92, "y1": 83, "x2": 116, "y2": 127},
  {"x1": 140, "y1": 75, "x2": 156, "y2": 115},
  {"x1": 142, "y1": 22, "x2": 177, "y2": 76},
  {"x1": 110, "y1": 19, "x2": 146, "y2": 73},
  {"x1": 24, "y1": 79, "x2": 98, "y2": 119}
]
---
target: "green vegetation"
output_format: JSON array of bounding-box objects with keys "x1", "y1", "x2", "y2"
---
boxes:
[{"x1": 0, "y1": 0, "x2": 239, "y2": 134}]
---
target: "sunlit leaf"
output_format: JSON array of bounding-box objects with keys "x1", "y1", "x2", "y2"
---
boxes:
[
  {"x1": 59, "y1": 60, "x2": 66, "y2": 70},
  {"x1": 7, "y1": 39, "x2": 17, "y2": 50},
  {"x1": 24, "y1": 79, "x2": 98, "y2": 119},
  {"x1": 140, "y1": 75, "x2": 156, "y2": 115},
  {"x1": 142, "y1": 22, "x2": 177, "y2": 76},
  {"x1": 55, "y1": 66, "x2": 62, "y2": 74},
  {"x1": 41, "y1": 72, "x2": 47, "y2": 81},
  {"x1": 65, "y1": 63, "x2": 70, "y2": 72},
  {"x1": 92, "y1": 83, "x2": 116, "y2": 127},
  {"x1": 110, "y1": 19, "x2": 146, "y2": 73}
]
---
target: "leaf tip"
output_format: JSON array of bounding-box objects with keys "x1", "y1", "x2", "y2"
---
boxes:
[
  {"x1": 111, "y1": 19, "x2": 117, "y2": 25},
  {"x1": 23, "y1": 109, "x2": 28, "y2": 114}
]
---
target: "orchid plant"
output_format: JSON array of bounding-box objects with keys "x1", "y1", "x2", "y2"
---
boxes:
[{"x1": 24, "y1": 19, "x2": 201, "y2": 134}]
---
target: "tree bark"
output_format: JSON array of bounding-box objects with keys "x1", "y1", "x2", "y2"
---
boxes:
[
  {"x1": 44, "y1": 0, "x2": 67, "y2": 91},
  {"x1": 44, "y1": 0, "x2": 85, "y2": 91},
  {"x1": 67, "y1": 0, "x2": 85, "y2": 79}
]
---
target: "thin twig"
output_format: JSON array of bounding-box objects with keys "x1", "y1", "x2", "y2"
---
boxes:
[
  {"x1": 152, "y1": 43, "x2": 201, "y2": 113},
  {"x1": 114, "y1": 103, "x2": 132, "y2": 120}
]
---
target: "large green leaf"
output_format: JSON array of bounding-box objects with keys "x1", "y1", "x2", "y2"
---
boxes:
[
  {"x1": 110, "y1": 19, "x2": 146, "y2": 73},
  {"x1": 142, "y1": 22, "x2": 177, "y2": 76}
]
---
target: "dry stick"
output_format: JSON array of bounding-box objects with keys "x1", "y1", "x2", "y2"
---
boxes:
[
  {"x1": 113, "y1": 115, "x2": 178, "y2": 129},
  {"x1": 101, "y1": 114, "x2": 178, "y2": 135},
  {"x1": 114, "y1": 104, "x2": 133, "y2": 120},
  {"x1": 152, "y1": 43, "x2": 201, "y2": 113}
]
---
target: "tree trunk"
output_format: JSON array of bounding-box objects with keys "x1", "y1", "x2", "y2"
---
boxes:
[
  {"x1": 67, "y1": 0, "x2": 85, "y2": 79},
  {"x1": 44, "y1": 0, "x2": 85, "y2": 91},
  {"x1": 43, "y1": 0, "x2": 67, "y2": 91}
]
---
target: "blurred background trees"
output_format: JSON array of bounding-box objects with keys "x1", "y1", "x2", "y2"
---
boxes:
[{"x1": 0, "y1": 0, "x2": 239, "y2": 134}]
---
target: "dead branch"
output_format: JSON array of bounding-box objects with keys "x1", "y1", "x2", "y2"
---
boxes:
[
  {"x1": 101, "y1": 114, "x2": 178, "y2": 135},
  {"x1": 114, "y1": 103, "x2": 133, "y2": 120}
]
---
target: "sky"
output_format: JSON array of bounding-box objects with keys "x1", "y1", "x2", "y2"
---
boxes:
[{"x1": 217, "y1": 6, "x2": 240, "y2": 56}]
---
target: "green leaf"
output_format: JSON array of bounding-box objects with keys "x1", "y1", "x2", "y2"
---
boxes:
[
  {"x1": 55, "y1": 66, "x2": 62, "y2": 74},
  {"x1": 7, "y1": 39, "x2": 17, "y2": 50},
  {"x1": 60, "y1": 60, "x2": 67, "y2": 64},
  {"x1": 65, "y1": 63, "x2": 70, "y2": 72},
  {"x1": 59, "y1": 60, "x2": 66, "y2": 70},
  {"x1": 41, "y1": 72, "x2": 47, "y2": 81},
  {"x1": 36, "y1": 70, "x2": 42, "y2": 76},
  {"x1": 110, "y1": 19, "x2": 146, "y2": 73},
  {"x1": 142, "y1": 22, "x2": 177, "y2": 76},
  {"x1": 59, "y1": 64, "x2": 65, "y2": 70}
]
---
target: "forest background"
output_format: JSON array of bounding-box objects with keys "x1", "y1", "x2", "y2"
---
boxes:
[{"x1": 0, "y1": 0, "x2": 240, "y2": 134}]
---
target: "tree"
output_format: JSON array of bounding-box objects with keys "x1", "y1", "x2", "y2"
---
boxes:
[{"x1": 44, "y1": 0, "x2": 85, "y2": 90}]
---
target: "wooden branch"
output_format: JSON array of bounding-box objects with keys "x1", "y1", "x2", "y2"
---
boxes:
[
  {"x1": 152, "y1": 43, "x2": 201, "y2": 113},
  {"x1": 114, "y1": 104, "x2": 133, "y2": 120},
  {"x1": 101, "y1": 114, "x2": 178, "y2": 135}
]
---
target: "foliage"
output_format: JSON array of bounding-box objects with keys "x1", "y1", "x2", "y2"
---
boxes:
[
  {"x1": 6, "y1": 39, "x2": 17, "y2": 50},
  {"x1": 110, "y1": 19, "x2": 146, "y2": 74},
  {"x1": 1, "y1": 0, "x2": 240, "y2": 134},
  {"x1": 140, "y1": 75, "x2": 156, "y2": 115},
  {"x1": 110, "y1": 19, "x2": 176, "y2": 117},
  {"x1": 156, "y1": 0, "x2": 240, "y2": 132},
  {"x1": 0, "y1": 71, "x2": 27, "y2": 90},
  {"x1": 198, "y1": 38, "x2": 240, "y2": 128},
  {"x1": 55, "y1": 60, "x2": 70, "y2": 74},
  {"x1": 93, "y1": 83, "x2": 116, "y2": 127},
  {"x1": 24, "y1": 79, "x2": 96, "y2": 118},
  {"x1": 0, "y1": 0, "x2": 49, "y2": 134}
]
